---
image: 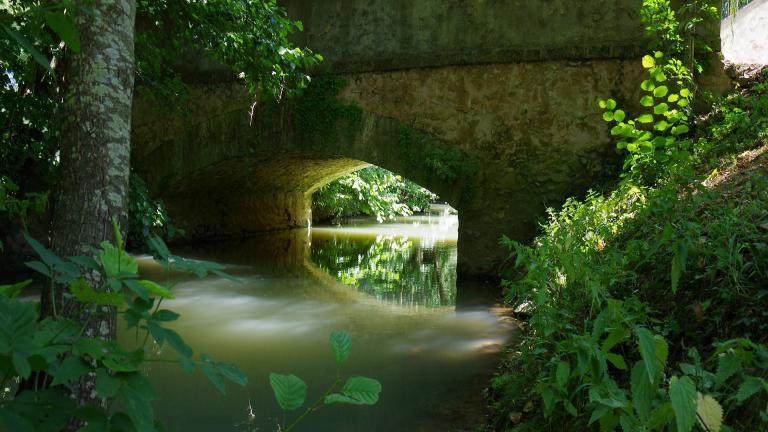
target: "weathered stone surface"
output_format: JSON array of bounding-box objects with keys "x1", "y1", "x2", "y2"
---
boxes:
[
  {"x1": 132, "y1": 1, "x2": 723, "y2": 281},
  {"x1": 282, "y1": 0, "x2": 649, "y2": 72}
]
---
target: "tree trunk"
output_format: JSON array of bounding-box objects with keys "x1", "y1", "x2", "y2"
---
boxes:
[{"x1": 42, "y1": 0, "x2": 137, "y2": 412}]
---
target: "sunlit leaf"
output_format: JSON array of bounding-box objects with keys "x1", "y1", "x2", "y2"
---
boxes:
[
  {"x1": 269, "y1": 373, "x2": 307, "y2": 411},
  {"x1": 696, "y1": 393, "x2": 723, "y2": 432}
]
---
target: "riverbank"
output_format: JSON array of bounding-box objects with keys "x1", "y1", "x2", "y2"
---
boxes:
[{"x1": 483, "y1": 70, "x2": 768, "y2": 431}]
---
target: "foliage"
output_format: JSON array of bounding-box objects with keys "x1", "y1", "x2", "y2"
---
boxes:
[
  {"x1": 487, "y1": 3, "x2": 768, "y2": 431},
  {"x1": 599, "y1": 51, "x2": 695, "y2": 184},
  {"x1": 292, "y1": 75, "x2": 362, "y2": 146},
  {"x1": 135, "y1": 0, "x2": 321, "y2": 104},
  {"x1": 312, "y1": 166, "x2": 437, "y2": 223},
  {"x1": 1, "y1": 0, "x2": 318, "y2": 248},
  {"x1": 127, "y1": 171, "x2": 178, "y2": 250},
  {"x1": 267, "y1": 330, "x2": 381, "y2": 432},
  {"x1": 0, "y1": 223, "x2": 246, "y2": 431}
]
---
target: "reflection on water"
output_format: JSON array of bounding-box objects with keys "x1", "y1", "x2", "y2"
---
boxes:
[
  {"x1": 129, "y1": 214, "x2": 507, "y2": 432},
  {"x1": 311, "y1": 214, "x2": 458, "y2": 308}
]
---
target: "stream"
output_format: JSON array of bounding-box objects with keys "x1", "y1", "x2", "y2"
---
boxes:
[{"x1": 127, "y1": 213, "x2": 510, "y2": 431}]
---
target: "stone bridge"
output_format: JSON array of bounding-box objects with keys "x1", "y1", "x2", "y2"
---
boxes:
[{"x1": 131, "y1": 0, "x2": 721, "y2": 278}]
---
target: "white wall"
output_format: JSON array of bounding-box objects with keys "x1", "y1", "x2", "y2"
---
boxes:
[{"x1": 721, "y1": 0, "x2": 768, "y2": 65}]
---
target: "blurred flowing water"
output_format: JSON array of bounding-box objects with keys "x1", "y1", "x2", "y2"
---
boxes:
[{"x1": 125, "y1": 213, "x2": 509, "y2": 431}]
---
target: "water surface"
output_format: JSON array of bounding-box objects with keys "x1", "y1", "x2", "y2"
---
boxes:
[{"x1": 129, "y1": 214, "x2": 508, "y2": 432}]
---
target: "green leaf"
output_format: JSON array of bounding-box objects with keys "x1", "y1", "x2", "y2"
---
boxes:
[
  {"x1": 678, "y1": 98, "x2": 690, "y2": 107},
  {"x1": 668, "y1": 94, "x2": 680, "y2": 103},
  {"x1": 70, "y1": 278, "x2": 124, "y2": 306},
  {"x1": 672, "y1": 125, "x2": 690, "y2": 135},
  {"x1": 605, "y1": 99, "x2": 617, "y2": 110},
  {"x1": 640, "y1": 95, "x2": 655, "y2": 107},
  {"x1": 696, "y1": 393, "x2": 723, "y2": 432},
  {"x1": 653, "y1": 103, "x2": 669, "y2": 115},
  {"x1": 152, "y1": 309, "x2": 180, "y2": 322},
  {"x1": 23, "y1": 232, "x2": 60, "y2": 267},
  {"x1": 603, "y1": 111, "x2": 614, "y2": 122},
  {"x1": 735, "y1": 376, "x2": 764, "y2": 403},
  {"x1": 637, "y1": 327, "x2": 658, "y2": 384},
  {"x1": 118, "y1": 373, "x2": 156, "y2": 432},
  {"x1": 137, "y1": 280, "x2": 174, "y2": 299},
  {"x1": 24, "y1": 260, "x2": 50, "y2": 277},
  {"x1": 613, "y1": 110, "x2": 626, "y2": 122},
  {"x1": 95, "y1": 369, "x2": 121, "y2": 398},
  {"x1": 13, "y1": 352, "x2": 31, "y2": 378},
  {"x1": 653, "y1": 86, "x2": 669, "y2": 98},
  {"x1": 556, "y1": 361, "x2": 570, "y2": 387},
  {"x1": 0, "y1": 279, "x2": 32, "y2": 298},
  {"x1": 714, "y1": 353, "x2": 740, "y2": 386},
  {"x1": 2, "y1": 26, "x2": 51, "y2": 71},
  {"x1": 598, "y1": 99, "x2": 607, "y2": 109},
  {"x1": 655, "y1": 120, "x2": 670, "y2": 131},
  {"x1": 680, "y1": 88, "x2": 691, "y2": 97},
  {"x1": 329, "y1": 330, "x2": 351, "y2": 364},
  {"x1": 325, "y1": 376, "x2": 382, "y2": 405},
  {"x1": 641, "y1": 79, "x2": 656, "y2": 91},
  {"x1": 669, "y1": 376, "x2": 697, "y2": 432},
  {"x1": 44, "y1": 12, "x2": 81, "y2": 53},
  {"x1": 638, "y1": 114, "x2": 654, "y2": 124},
  {"x1": 0, "y1": 410, "x2": 34, "y2": 432},
  {"x1": 653, "y1": 70, "x2": 667, "y2": 82},
  {"x1": 601, "y1": 328, "x2": 628, "y2": 354},
  {"x1": 605, "y1": 353, "x2": 627, "y2": 370},
  {"x1": 671, "y1": 240, "x2": 687, "y2": 293},
  {"x1": 631, "y1": 361, "x2": 654, "y2": 422},
  {"x1": 100, "y1": 242, "x2": 137, "y2": 278},
  {"x1": 52, "y1": 355, "x2": 90, "y2": 386},
  {"x1": 642, "y1": 55, "x2": 655, "y2": 68},
  {"x1": 269, "y1": 373, "x2": 307, "y2": 411}
]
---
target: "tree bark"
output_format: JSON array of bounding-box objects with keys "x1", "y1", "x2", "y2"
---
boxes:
[{"x1": 42, "y1": 0, "x2": 137, "y2": 412}]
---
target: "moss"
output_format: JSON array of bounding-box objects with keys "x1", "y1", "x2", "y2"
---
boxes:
[
  {"x1": 291, "y1": 75, "x2": 363, "y2": 147},
  {"x1": 398, "y1": 125, "x2": 477, "y2": 201}
]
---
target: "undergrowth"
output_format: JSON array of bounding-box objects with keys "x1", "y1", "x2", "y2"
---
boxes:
[
  {"x1": 487, "y1": 60, "x2": 768, "y2": 431},
  {"x1": 488, "y1": 1, "x2": 768, "y2": 428}
]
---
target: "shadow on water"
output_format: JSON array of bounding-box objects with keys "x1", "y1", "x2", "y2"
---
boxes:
[{"x1": 129, "y1": 213, "x2": 511, "y2": 432}]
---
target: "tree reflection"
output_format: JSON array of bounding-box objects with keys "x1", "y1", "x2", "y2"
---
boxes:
[{"x1": 310, "y1": 234, "x2": 457, "y2": 308}]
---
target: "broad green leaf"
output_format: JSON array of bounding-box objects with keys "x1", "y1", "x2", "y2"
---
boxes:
[
  {"x1": 641, "y1": 79, "x2": 655, "y2": 91},
  {"x1": 52, "y1": 355, "x2": 90, "y2": 386},
  {"x1": 556, "y1": 361, "x2": 570, "y2": 387},
  {"x1": 669, "y1": 376, "x2": 697, "y2": 432},
  {"x1": 25, "y1": 260, "x2": 50, "y2": 277},
  {"x1": 605, "y1": 99, "x2": 617, "y2": 110},
  {"x1": 605, "y1": 353, "x2": 627, "y2": 370},
  {"x1": 44, "y1": 12, "x2": 81, "y2": 53},
  {"x1": 95, "y1": 369, "x2": 122, "y2": 398},
  {"x1": 152, "y1": 309, "x2": 180, "y2": 322},
  {"x1": 653, "y1": 70, "x2": 667, "y2": 82},
  {"x1": 147, "y1": 236, "x2": 170, "y2": 259},
  {"x1": 200, "y1": 360, "x2": 225, "y2": 394},
  {"x1": 678, "y1": 98, "x2": 690, "y2": 107},
  {"x1": 653, "y1": 103, "x2": 669, "y2": 115},
  {"x1": 653, "y1": 86, "x2": 669, "y2": 98},
  {"x1": 598, "y1": 99, "x2": 607, "y2": 109},
  {"x1": 631, "y1": 361, "x2": 654, "y2": 422},
  {"x1": 269, "y1": 373, "x2": 307, "y2": 411},
  {"x1": 118, "y1": 373, "x2": 156, "y2": 432},
  {"x1": 100, "y1": 242, "x2": 137, "y2": 278},
  {"x1": 70, "y1": 278, "x2": 124, "y2": 306},
  {"x1": 215, "y1": 361, "x2": 248, "y2": 387},
  {"x1": 0, "y1": 279, "x2": 32, "y2": 298},
  {"x1": 138, "y1": 280, "x2": 174, "y2": 299},
  {"x1": 655, "y1": 120, "x2": 670, "y2": 131},
  {"x1": 640, "y1": 95, "x2": 655, "y2": 107},
  {"x1": 603, "y1": 111, "x2": 614, "y2": 122},
  {"x1": 648, "y1": 402, "x2": 674, "y2": 429},
  {"x1": 613, "y1": 110, "x2": 626, "y2": 122},
  {"x1": 329, "y1": 330, "x2": 351, "y2": 363},
  {"x1": 13, "y1": 352, "x2": 31, "y2": 378},
  {"x1": 696, "y1": 393, "x2": 723, "y2": 432},
  {"x1": 637, "y1": 327, "x2": 658, "y2": 384},
  {"x1": 23, "y1": 232, "x2": 61, "y2": 267},
  {"x1": 735, "y1": 376, "x2": 763, "y2": 403},
  {"x1": 672, "y1": 125, "x2": 690, "y2": 136},
  {"x1": 324, "y1": 376, "x2": 382, "y2": 405},
  {"x1": 638, "y1": 114, "x2": 654, "y2": 124},
  {"x1": 642, "y1": 55, "x2": 655, "y2": 68},
  {"x1": 714, "y1": 353, "x2": 740, "y2": 386},
  {"x1": 148, "y1": 323, "x2": 192, "y2": 358},
  {"x1": 601, "y1": 328, "x2": 628, "y2": 354},
  {"x1": 680, "y1": 88, "x2": 691, "y2": 97},
  {"x1": 668, "y1": 94, "x2": 680, "y2": 102}
]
